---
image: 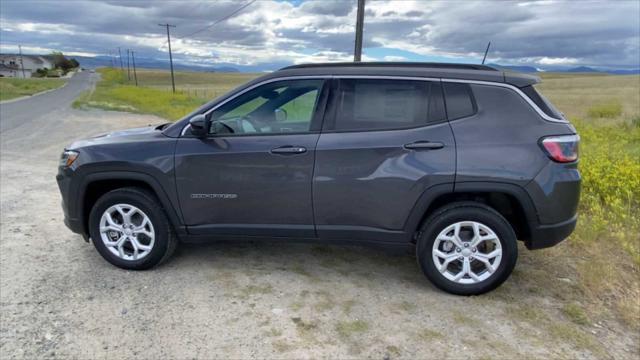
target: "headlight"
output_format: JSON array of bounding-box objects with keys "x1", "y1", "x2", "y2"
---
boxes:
[{"x1": 60, "y1": 150, "x2": 79, "y2": 168}]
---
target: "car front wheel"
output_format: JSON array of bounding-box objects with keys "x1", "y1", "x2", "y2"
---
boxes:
[{"x1": 88, "y1": 187, "x2": 177, "y2": 270}]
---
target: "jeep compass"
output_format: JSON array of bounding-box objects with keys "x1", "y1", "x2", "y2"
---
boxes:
[{"x1": 57, "y1": 62, "x2": 581, "y2": 295}]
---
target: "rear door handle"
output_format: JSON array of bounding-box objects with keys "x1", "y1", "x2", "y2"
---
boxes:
[
  {"x1": 270, "y1": 145, "x2": 307, "y2": 154},
  {"x1": 404, "y1": 141, "x2": 445, "y2": 150}
]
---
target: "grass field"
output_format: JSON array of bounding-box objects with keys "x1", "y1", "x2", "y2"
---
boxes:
[
  {"x1": 73, "y1": 68, "x2": 258, "y2": 119},
  {"x1": 75, "y1": 67, "x2": 640, "y2": 331},
  {"x1": 0, "y1": 77, "x2": 66, "y2": 101}
]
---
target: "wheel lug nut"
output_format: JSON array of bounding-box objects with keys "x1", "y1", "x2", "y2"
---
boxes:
[
  {"x1": 472, "y1": 248, "x2": 477, "y2": 252},
  {"x1": 464, "y1": 243, "x2": 469, "y2": 248},
  {"x1": 458, "y1": 256, "x2": 464, "y2": 261},
  {"x1": 456, "y1": 248, "x2": 461, "y2": 252}
]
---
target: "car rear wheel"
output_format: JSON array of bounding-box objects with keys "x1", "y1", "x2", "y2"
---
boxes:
[
  {"x1": 89, "y1": 187, "x2": 177, "y2": 270},
  {"x1": 416, "y1": 202, "x2": 518, "y2": 295}
]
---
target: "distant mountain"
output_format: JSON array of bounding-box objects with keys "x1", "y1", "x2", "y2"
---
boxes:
[
  {"x1": 565, "y1": 66, "x2": 600, "y2": 73},
  {"x1": 562, "y1": 66, "x2": 639, "y2": 75},
  {"x1": 607, "y1": 69, "x2": 640, "y2": 75},
  {"x1": 490, "y1": 64, "x2": 639, "y2": 75},
  {"x1": 70, "y1": 55, "x2": 639, "y2": 75},
  {"x1": 73, "y1": 55, "x2": 239, "y2": 73}
]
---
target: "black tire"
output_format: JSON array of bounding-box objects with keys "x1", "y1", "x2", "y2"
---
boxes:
[
  {"x1": 89, "y1": 187, "x2": 178, "y2": 270},
  {"x1": 416, "y1": 201, "x2": 518, "y2": 295}
]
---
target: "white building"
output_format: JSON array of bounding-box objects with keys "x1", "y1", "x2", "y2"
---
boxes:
[
  {"x1": 0, "y1": 64, "x2": 31, "y2": 78},
  {"x1": 0, "y1": 55, "x2": 55, "y2": 78}
]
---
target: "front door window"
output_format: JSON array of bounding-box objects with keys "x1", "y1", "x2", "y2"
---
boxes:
[{"x1": 209, "y1": 79, "x2": 324, "y2": 135}]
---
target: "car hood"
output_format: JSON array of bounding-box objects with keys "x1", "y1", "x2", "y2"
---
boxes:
[{"x1": 67, "y1": 125, "x2": 165, "y2": 150}]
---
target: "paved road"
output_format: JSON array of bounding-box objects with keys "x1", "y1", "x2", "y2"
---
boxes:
[{"x1": 0, "y1": 71, "x2": 95, "y2": 133}]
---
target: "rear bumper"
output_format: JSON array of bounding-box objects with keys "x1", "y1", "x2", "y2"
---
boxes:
[
  {"x1": 525, "y1": 214, "x2": 577, "y2": 250},
  {"x1": 524, "y1": 160, "x2": 580, "y2": 249}
]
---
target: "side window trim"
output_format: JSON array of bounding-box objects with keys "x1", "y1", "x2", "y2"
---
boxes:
[{"x1": 180, "y1": 75, "x2": 567, "y2": 136}]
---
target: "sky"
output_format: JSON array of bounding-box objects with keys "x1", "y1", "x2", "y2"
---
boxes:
[{"x1": 1, "y1": 0, "x2": 639, "y2": 71}]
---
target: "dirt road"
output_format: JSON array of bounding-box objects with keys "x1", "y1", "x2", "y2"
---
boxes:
[{"x1": 0, "y1": 81, "x2": 637, "y2": 359}]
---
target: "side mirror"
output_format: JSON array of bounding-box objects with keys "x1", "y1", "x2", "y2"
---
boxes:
[{"x1": 189, "y1": 114, "x2": 208, "y2": 137}]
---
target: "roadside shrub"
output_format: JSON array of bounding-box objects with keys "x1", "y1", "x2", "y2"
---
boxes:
[
  {"x1": 587, "y1": 102, "x2": 622, "y2": 118},
  {"x1": 572, "y1": 119, "x2": 640, "y2": 263}
]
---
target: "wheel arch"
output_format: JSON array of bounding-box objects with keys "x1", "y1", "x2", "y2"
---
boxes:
[
  {"x1": 78, "y1": 172, "x2": 185, "y2": 238},
  {"x1": 405, "y1": 182, "x2": 538, "y2": 243}
]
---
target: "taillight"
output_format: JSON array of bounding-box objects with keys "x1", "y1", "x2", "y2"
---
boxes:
[{"x1": 541, "y1": 135, "x2": 579, "y2": 163}]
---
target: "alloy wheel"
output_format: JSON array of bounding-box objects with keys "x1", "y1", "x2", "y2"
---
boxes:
[
  {"x1": 431, "y1": 221, "x2": 502, "y2": 284},
  {"x1": 99, "y1": 203, "x2": 155, "y2": 261}
]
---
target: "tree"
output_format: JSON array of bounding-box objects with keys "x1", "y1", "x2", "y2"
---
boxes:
[{"x1": 49, "y1": 51, "x2": 78, "y2": 73}]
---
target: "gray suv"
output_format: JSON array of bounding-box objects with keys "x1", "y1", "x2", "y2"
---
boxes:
[{"x1": 57, "y1": 63, "x2": 581, "y2": 295}]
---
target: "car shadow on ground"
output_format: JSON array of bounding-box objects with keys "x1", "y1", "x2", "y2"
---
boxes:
[{"x1": 163, "y1": 239, "x2": 436, "y2": 292}]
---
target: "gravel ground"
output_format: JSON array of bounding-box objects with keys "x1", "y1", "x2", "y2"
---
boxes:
[{"x1": 1, "y1": 83, "x2": 638, "y2": 359}]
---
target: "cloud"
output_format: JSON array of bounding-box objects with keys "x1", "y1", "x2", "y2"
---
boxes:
[
  {"x1": 537, "y1": 57, "x2": 579, "y2": 65},
  {"x1": 0, "y1": 0, "x2": 638, "y2": 70},
  {"x1": 383, "y1": 55, "x2": 408, "y2": 62}
]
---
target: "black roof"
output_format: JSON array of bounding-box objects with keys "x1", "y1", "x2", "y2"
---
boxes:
[
  {"x1": 281, "y1": 62, "x2": 498, "y2": 72},
  {"x1": 273, "y1": 62, "x2": 539, "y2": 87}
]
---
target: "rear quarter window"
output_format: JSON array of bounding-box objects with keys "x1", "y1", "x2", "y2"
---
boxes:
[
  {"x1": 443, "y1": 82, "x2": 476, "y2": 120},
  {"x1": 520, "y1": 85, "x2": 564, "y2": 119}
]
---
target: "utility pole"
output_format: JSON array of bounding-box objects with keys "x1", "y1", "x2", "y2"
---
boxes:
[
  {"x1": 482, "y1": 41, "x2": 491, "y2": 65},
  {"x1": 126, "y1": 49, "x2": 131, "y2": 80},
  {"x1": 159, "y1": 23, "x2": 176, "y2": 93},
  {"x1": 131, "y1": 50, "x2": 138, "y2": 86},
  {"x1": 354, "y1": 0, "x2": 365, "y2": 62},
  {"x1": 18, "y1": 45, "x2": 26, "y2": 78},
  {"x1": 117, "y1": 47, "x2": 124, "y2": 73}
]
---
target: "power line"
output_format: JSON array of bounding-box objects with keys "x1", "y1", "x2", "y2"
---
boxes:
[
  {"x1": 159, "y1": 23, "x2": 177, "y2": 93},
  {"x1": 354, "y1": 0, "x2": 365, "y2": 62},
  {"x1": 176, "y1": 0, "x2": 256, "y2": 40}
]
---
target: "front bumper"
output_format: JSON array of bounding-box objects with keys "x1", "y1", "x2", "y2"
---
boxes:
[
  {"x1": 57, "y1": 169, "x2": 87, "y2": 240},
  {"x1": 525, "y1": 214, "x2": 577, "y2": 250}
]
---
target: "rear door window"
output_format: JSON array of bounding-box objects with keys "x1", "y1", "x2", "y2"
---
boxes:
[
  {"x1": 328, "y1": 79, "x2": 445, "y2": 131},
  {"x1": 443, "y1": 82, "x2": 476, "y2": 120}
]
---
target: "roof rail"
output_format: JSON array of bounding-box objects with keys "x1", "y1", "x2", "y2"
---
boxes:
[{"x1": 280, "y1": 62, "x2": 498, "y2": 71}]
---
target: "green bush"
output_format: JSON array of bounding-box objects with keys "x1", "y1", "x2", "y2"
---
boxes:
[
  {"x1": 572, "y1": 119, "x2": 640, "y2": 263},
  {"x1": 587, "y1": 102, "x2": 622, "y2": 118}
]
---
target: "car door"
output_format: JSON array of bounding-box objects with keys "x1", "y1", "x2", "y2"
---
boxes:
[
  {"x1": 313, "y1": 77, "x2": 456, "y2": 242},
  {"x1": 175, "y1": 78, "x2": 329, "y2": 237}
]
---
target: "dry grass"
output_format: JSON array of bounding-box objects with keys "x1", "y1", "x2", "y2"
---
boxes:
[
  {"x1": 133, "y1": 68, "x2": 259, "y2": 100},
  {"x1": 537, "y1": 73, "x2": 640, "y2": 124}
]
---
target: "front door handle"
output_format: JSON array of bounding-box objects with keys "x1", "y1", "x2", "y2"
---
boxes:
[
  {"x1": 404, "y1": 141, "x2": 445, "y2": 150},
  {"x1": 270, "y1": 145, "x2": 307, "y2": 154}
]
